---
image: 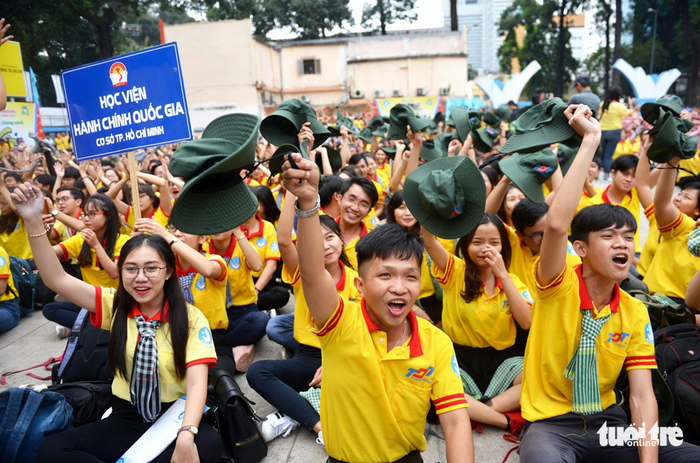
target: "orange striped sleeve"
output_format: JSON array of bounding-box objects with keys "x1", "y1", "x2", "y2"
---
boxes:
[
  {"x1": 625, "y1": 355, "x2": 657, "y2": 370},
  {"x1": 643, "y1": 204, "x2": 655, "y2": 219},
  {"x1": 434, "y1": 393, "x2": 468, "y2": 413},
  {"x1": 315, "y1": 297, "x2": 345, "y2": 337},
  {"x1": 435, "y1": 254, "x2": 455, "y2": 285},
  {"x1": 658, "y1": 212, "x2": 684, "y2": 234}
]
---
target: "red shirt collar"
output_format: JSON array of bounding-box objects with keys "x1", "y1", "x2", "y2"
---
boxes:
[
  {"x1": 128, "y1": 302, "x2": 169, "y2": 322},
  {"x1": 335, "y1": 261, "x2": 347, "y2": 291},
  {"x1": 360, "y1": 299, "x2": 423, "y2": 357},
  {"x1": 176, "y1": 252, "x2": 204, "y2": 277},
  {"x1": 207, "y1": 236, "x2": 237, "y2": 259},
  {"x1": 242, "y1": 215, "x2": 265, "y2": 239},
  {"x1": 335, "y1": 216, "x2": 368, "y2": 237},
  {"x1": 574, "y1": 264, "x2": 620, "y2": 314},
  {"x1": 601, "y1": 185, "x2": 632, "y2": 204},
  {"x1": 481, "y1": 278, "x2": 504, "y2": 290}
]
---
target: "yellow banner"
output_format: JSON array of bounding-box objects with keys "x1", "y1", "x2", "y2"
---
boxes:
[
  {"x1": 0, "y1": 102, "x2": 36, "y2": 149},
  {"x1": 0, "y1": 41, "x2": 28, "y2": 98},
  {"x1": 375, "y1": 96, "x2": 441, "y2": 119}
]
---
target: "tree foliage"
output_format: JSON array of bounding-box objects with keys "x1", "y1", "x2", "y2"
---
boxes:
[
  {"x1": 362, "y1": 0, "x2": 417, "y2": 35},
  {"x1": 498, "y1": 0, "x2": 579, "y2": 98}
]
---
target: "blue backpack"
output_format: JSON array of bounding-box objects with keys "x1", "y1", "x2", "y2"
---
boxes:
[
  {"x1": 0, "y1": 388, "x2": 73, "y2": 462},
  {"x1": 8, "y1": 256, "x2": 35, "y2": 316}
]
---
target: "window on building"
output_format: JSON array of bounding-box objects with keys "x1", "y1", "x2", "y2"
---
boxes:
[{"x1": 298, "y1": 58, "x2": 321, "y2": 75}]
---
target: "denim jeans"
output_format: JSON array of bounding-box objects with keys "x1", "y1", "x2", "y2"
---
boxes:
[
  {"x1": 0, "y1": 299, "x2": 20, "y2": 334},
  {"x1": 246, "y1": 344, "x2": 321, "y2": 431},
  {"x1": 266, "y1": 313, "x2": 299, "y2": 352},
  {"x1": 600, "y1": 129, "x2": 621, "y2": 174},
  {"x1": 225, "y1": 303, "x2": 270, "y2": 346},
  {"x1": 43, "y1": 301, "x2": 82, "y2": 328}
]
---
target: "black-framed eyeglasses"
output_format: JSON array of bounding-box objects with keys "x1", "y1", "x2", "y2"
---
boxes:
[
  {"x1": 522, "y1": 231, "x2": 544, "y2": 243},
  {"x1": 121, "y1": 266, "x2": 166, "y2": 279}
]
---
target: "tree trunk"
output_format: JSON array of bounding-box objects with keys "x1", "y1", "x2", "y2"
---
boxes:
[
  {"x1": 681, "y1": 0, "x2": 700, "y2": 106},
  {"x1": 604, "y1": 2, "x2": 612, "y2": 95},
  {"x1": 97, "y1": 23, "x2": 114, "y2": 59},
  {"x1": 555, "y1": 0, "x2": 568, "y2": 97},
  {"x1": 379, "y1": 0, "x2": 387, "y2": 35},
  {"x1": 450, "y1": 0, "x2": 458, "y2": 31},
  {"x1": 611, "y1": 0, "x2": 622, "y2": 86}
]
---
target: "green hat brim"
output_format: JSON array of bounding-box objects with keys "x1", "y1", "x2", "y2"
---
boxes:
[
  {"x1": 260, "y1": 103, "x2": 331, "y2": 150},
  {"x1": 556, "y1": 140, "x2": 579, "y2": 175},
  {"x1": 483, "y1": 113, "x2": 502, "y2": 128},
  {"x1": 641, "y1": 97, "x2": 683, "y2": 124},
  {"x1": 378, "y1": 146, "x2": 397, "y2": 160},
  {"x1": 499, "y1": 150, "x2": 558, "y2": 204},
  {"x1": 420, "y1": 140, "x2": 444, "y2": 161},
  {"x1": 472, "y1": 128, "x2": 497, "y2": 154},
  {"x1": 499, "y1": 99, "x2": 577, "y2": 154},
  {"x1": 450, "y1": 107, "x2": 472, "y2": 144},
  {"x1": 403, "y1": 155, "x2": 486, "y2": 239},
  {"x1": 315, "y1": 146, "x2": 342, "y2": 173},
  {"x1": 268, "y1": 144, "x2": 303, "y2": 175},
  {"x1": 648, "y1": 110, "x2": 699, "y2": 163}
]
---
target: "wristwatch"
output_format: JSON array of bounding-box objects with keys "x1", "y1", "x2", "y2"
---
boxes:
[
  {"x1": 177, "y1": 425, "x2": 198, "y2": 437},
  {"x1": 294, "y1": 195, "x2": 321, "y2": 218},
  {"x1": 51, "y1": 209, "x2": 59, "y2": 217},
  {"x1": 169, "y1": 237, "x2": 180, "y2": 246}
]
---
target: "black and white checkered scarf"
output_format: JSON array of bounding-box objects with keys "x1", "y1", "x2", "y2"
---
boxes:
[{"x1": 130, "y1": 314, "x2": 161, "y2": 422}]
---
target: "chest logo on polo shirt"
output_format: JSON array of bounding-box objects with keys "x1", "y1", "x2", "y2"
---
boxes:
[
  {"x1": 230, "y1": 256, "x2": 240, "y2": 270},
  {"x1": 198, "y1": 327, "x2": 213, "y2": 345},
  {"x1": 271, "y1": 241, "x2": 279, "y2": 252},
  {"x1": 195, "y1": 275, "x2": 206, "y2": 290},
  {"x1": 606, "y1": 331, "x2": 630, "y2": 349},
  {"x1": 405, "y1": 366, "x2": 434, "y2": 384},
  {"x1": 256, "y1": 237, "x2": 267, "y2": 248}
]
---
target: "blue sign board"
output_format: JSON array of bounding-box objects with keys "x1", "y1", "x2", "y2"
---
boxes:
[{"x1": 62, "y1": 42, "x2": 192, "y2": 160}]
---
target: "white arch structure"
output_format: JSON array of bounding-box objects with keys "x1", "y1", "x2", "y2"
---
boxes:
[
  {"x1": 474, "y1": 61, "x2": 542, "y2": 108},
  {"x1": 613, "y1": 59, "x2": 681, "y2": 103}
]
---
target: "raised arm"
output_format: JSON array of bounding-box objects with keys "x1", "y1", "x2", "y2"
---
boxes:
[
  {"x1": 106, "y1": 175, "x2": 130, "y2": 216},
  {"x1": 653, "y1": 156, "x2": 680, "y2": 227},
  {"x1": 635, "y1": 140, "x2": 655, "y2": 210},
  {"x1": 389, "y1": 142, "x2": 409, "y2": 193},
  {"x1": 234, "y1": 226, "x2": 263, "y2": 272},
  {"x1": 485, "y1": 175, "x2": 510, "y2": 213},
  {"x1": 404, "y1": 127, "x2": 422, "y2": 178},
  {"x1": 10, "y1": 183, "x2": 96, "y2": 310},
  {"x1": 277, "y1": 189, "x2": 299, "y2": 272},
  {"x1": 537, "y1": 105, "x2": 601, "y2": 286},
  {"x1": 137, "y1": 171, "x2": 172, "y2": 216},
  {"x1": 420, "y1": 227, "x2": 449, "y2": 273}
]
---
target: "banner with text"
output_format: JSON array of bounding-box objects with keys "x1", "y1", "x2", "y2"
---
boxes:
[
  {"x1": 0, "y1": 41, "x2": 28, "y2": 98},
  {"x1": 375, "y1": 97, "x2": 441, "y2": 119},
  {"x1": 0, "y1": 102, "x2": 36, "y2": 149},
  {"x1": 62, "y1": 42, "x2": 192, "y2": 160}
]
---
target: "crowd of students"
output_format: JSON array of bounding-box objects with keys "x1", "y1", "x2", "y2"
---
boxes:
[{"x1": 1, "y1": 90, "x2": 700, "y2": 462}]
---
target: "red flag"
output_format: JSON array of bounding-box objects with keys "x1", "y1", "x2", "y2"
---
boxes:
[{"x1": 35, "y1": 105, "x2": 45, "y2": 140}]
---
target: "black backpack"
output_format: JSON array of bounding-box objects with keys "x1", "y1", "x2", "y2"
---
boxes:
[
  {"x1": 51, "y1": 309, "x2": 111, "y2": 384},
  {"x1": 654, "y1": 324, "x2": 700, "y2": 445}
]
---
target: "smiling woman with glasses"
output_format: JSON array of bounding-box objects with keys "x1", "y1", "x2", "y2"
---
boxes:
[{"x1": 10, "y1": 182, "x2": 222, "y2": 463}]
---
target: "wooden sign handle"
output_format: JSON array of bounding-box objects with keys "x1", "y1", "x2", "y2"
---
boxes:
[{"x1": 127, "y1": 152, "x2": 142, "y2": 220}]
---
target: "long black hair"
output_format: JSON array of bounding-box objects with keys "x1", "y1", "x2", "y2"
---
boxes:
[
  {"x1": 386, "y1": 190, "x2": 420, "y2": 235},
  {"x1": 0, "y1": 186, "x2": 19, "y2": 235},
  {"x1": 134, "y1": 182, "x2": 160, "y2": 212},
  {"x1": 79, "y1": 194, "x2": 120, "y2": 268},
  {"x1": 602, "y1": 85, "x2": 623, "y2": 113},
  {"x1": 251, "y1": 186, "x2": 280, "y2": 224},
  {"x1": 456, "y1": 213, "x2": 512, "y2": 303},
  {"x1": 319, "y1": 214, "x2": 353, "y2": 270},
  {"x1": 109, "y1": 234, "x2": 189, "y2": 381}
]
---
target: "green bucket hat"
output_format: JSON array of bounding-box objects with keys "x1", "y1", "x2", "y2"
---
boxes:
[
  {"x1": 328, "y1": 112, "x2": 359, "y2": 136},
  {"x1": 445, "y1": 117, "x2": 456, "y2": 127},
  {"x1": 647, "y1": 108, "x2": 699, "y2": 163},
  {"x1": 472, "y1": 126, "x2": 500, "y2": 153},
  {"x1": 403, "y1": 155, "x2": 486, "y2": 239},
  {"x1": 315, "y1": 145, "x2": 343, "y2": 173},
  {"x1": 369, "y1": 116, "x2": 385, "y2": 131},
  {"x1": 261, "y1": 99, "x2": 330, "y2": 150},
  {"x1": 494, "y1": 105, "x2": 512, "y2": 122},
  {"x1": 641, "y1": 94, "x2": 684, "y2": 124},
  {"x1": 372, "y1": 123, "x2": 390, "y2": 138},
  {"x1": 268, "y1": 144, "x2": 302, "y2": 175},
  {"x1": 483, "y1": 112, "x2": 502, "y2": 128},
  {"x1": 169, "y1": 113, "x2": 260, "y2": 234},
  {"x1": 420, "y1": 140, "x2": 445, "y2": 161},
  {"x1": 556, "y1": 140, "x2": 580, "y2": 175},
  {"x1": 358, "y1": 127, "x2": 374, "y2": 144},
  {"x1": 426, "y1": 123, "x2": 440, "y2": 136},
  {"x1": 387, "y1": 104, "x2": 432, "y2": 140},
  {"x1": 499, "y1": 148, "x2": 558, "y2": 203},
  {"x1": 499, "y1": 98, "x2": 576, "y2": 154},
  {"x1": 450, "y1": 108, "x2": 473, "y2": 144},
  {"x1": 377, "y1": 145, "x2": 397, "y2": 160}
]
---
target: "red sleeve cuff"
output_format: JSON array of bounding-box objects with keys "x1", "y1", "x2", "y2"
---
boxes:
[
  {"x1": 58, "y1": 243, "x2": 69, "y2": 261},
  {"x1": 214, "y1": 260, "x2": 228, "y2": 282},
  {"x1": 90, "y1": 285, "x2": 103, "y2": 327},
  {"x1": 186, "y1": 358, "x2": 218, "y2": 369}
]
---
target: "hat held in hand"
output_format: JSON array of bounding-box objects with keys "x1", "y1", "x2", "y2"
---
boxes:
[
  {"x1": 169, "y1": 113, "x2": 260, "y2": 234},
  {"x1": 647, "y1": 108, "x2": 699, "y2": 164},
  {"x1": 499, "y1": 98, "x2": 576, "y2": 154},
  {"x1": 261, "y1": 99, "x2": 330, "y2": 150},
  {"x1": 641, "y1": 94, "x2": 684, "y2": 124},
  {"x1": 387, "y1": 104, "x2": 432, "y2": 140},
  {"x1": 499, "y1": 148, "x2": 559, "y2": 203},
  {"x1": 403, "y1": 155, "x2": 486, "y2": 239}
]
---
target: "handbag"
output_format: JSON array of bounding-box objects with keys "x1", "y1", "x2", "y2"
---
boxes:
[
  {"x1": 207, "y1": 370, "x2": 267, "y2": 463},
  {"x1": 46, "y1": 381, "x2": 113, "y2": 427},
  {"x1": 627, "y1": 290, "x2": 696, "y2": 330}
]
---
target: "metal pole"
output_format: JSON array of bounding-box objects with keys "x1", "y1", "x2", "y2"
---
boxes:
[{"x1": 649, "y1": 9, "x2": 658, "y2": 74}]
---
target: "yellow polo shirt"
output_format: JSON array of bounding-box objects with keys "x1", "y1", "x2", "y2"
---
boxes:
[
  {"x1": 125, "y1": 204, "x2": 170, "y2": 229},
  {"x1": 506, "y1": 225, "x2": 581, "y2": 294},
  {"x1": 576, "y1": 188, "x2": 602, "y2": 215},
  {"x1": 52, "y1": 210, "x2": 82, "y2": 243},
  {"x1": 308, "y1": 298, "x2": 468, "y2": 462},
  {"x1": 588, "y1": 186, "x2": 642, "y2": 253},
  {"x1": 0, "y1": 247, "x2": 17, "y2": 303},
  {"x1": 643, "y1": 211, "x2": 700, "y2": 299},
  {"x1": 282, "y1": 261, "x2": 359, "y2": 349},
  {"x1": 58, "y1": 234, "x2": 130, "y2": 288},
  {"x1": 0, "y1": 220, "x2": 32, "y2": 260},
  {"x1": 91, "y1": 286, "x2": 217, "y2": 403},
  {"x1": 338, "y1": 218, "x2": 368, "y2": 271},
  {"x1": 433, "y1": 254, "x2": 532, "y2": 349},
  {"x1": 176, "y1": 254, "x2": 228, "y2": 330},
  {"x1": 206, "y1": 238, "x2": 257, "y2": 307},
  {"x1": 599, "y1": 101, "x2": 629, "y2": 131},
  {"x1": 637, "y1": 204, "x2": 659, "y2": 277},
  {"x1": 243, "y1": 216, "x2": 280, "y2": 279},
  {"x1": 521, "y1": 262, "x2": 657, "y2": 422}
]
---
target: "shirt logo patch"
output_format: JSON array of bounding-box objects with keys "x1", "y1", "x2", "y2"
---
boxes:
[
  {"x1": 230, "y1": 256, "x2": 241, "y2": 270},
  {"x1": 451, "y1": 355, "x2": 460, "y2": 377},
  {"x1": 195, "y1": 274, "x2": 206, "y2": 290},
  {"x1": 256, "y1": 237, "x2": 267, "y2": 248},
  {"x1": 0, "y1": 256, "x2": 5, "y2": 267},
  {"x1": 198, "y1": 327, "x2": 213, "y2": 345},
  {"x1": 270, "y1": 241, "x2": 279, "y2": 252},
  {"x1": 606, "y1": 331, "x2": 630, "y2": 348},
  {"x1": 645, "y1": 323, "x2": 654, "y2": 345},
  {"x1": 522, "y1": 290, "x2": 533, "y2": 304},
  {"x1": 566, "y1": 242, "x2": 577, "y2": 255},
  {"x1": 371, "y1": 216, "x2": 378, "y2": 225},
  {"x1": 405, "y1": 366, "x2": 434, "y2": 384}
]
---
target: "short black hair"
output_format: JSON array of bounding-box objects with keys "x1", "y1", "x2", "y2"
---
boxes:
[
  {"x1": 481, "y1": 165, "x2": 499, "y2": 188},
  {"x1": 611, "y1": 155, "x2": 638, "y2": 173},
  {"x1": 319, "y1": 175, "x2": 346, "y2": 208},
  {"x1": 591, "y1": 158, "x2": 602, "y2": 169},
  {"x1": 64, "y1": 167, "x2": 80, "y2": 179},
  {"x1": 35, "y1": 174, "x2": 56, "y2": 190},
  {"x1": 571, "y1": 204, "x2": 637, "y2": 244},
  {"x1": 347, "y1": 153, "x2": 367, "y2": 166},
  {"x1": 574, "y1": 74, "x2": 591, "y2": 87},
  {"x1": 356, "y1": 223, "x2": 423, "y2": 275},
  {"x1": 4, "y1": 172, "x2": 22, "y2": 183},
  {"x1": 339, "y1": 176, "x2": 379, "y2": 209},
  {"x1": 512, "y1": 200, "x2": 549, "y2": 233},
  {"x1": 56, "y1": 186, "x2": 84, "y2": 203},
  {"x1": 681, "y1": 181, "x2": 700, "y2": 215}
]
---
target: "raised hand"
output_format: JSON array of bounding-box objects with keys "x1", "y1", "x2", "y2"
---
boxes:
[
  {"x1": 281, "y1": 152, "x2": 319, "y2": 203},
  {"x1": 80, "y1": 228, "x2": 100, "y2": 248},
  {"x1": 0, "y1": 19, "x2": 13, "y2": 47},
  {"x1": 482, "y1": 245, "x2": 508, "y2": 280},
  {"x1": 10, "y1": 183, "x2": 47, "y2": 222},
  {"x1": 564, "y1": 104, "x2": 601, "y2": 138}
]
